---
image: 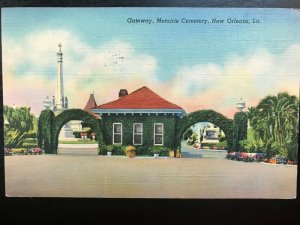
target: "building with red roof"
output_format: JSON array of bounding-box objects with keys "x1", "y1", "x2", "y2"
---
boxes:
[
  {"x1": 89, "y1": 86, "x2": 186, "y2": 148},
  {"x1": 84, "y1": 93, "x2": 97, "y2": 112}
]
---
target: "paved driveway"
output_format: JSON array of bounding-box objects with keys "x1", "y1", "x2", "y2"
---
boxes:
[
  {"x1": 58, "y1": 144, "x2": 98, "y2": 155},
  {"x1": 181, "y1": 142, "x2": 227, "y2": 158},
  {"x1": 5, "y1": 155, "x2": 297, "y2": 198}
]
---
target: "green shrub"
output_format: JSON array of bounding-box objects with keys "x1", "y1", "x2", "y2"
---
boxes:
[
  {"x1": 135, "y1": 145, "x2": 151, "y2": 155},
  {"x1": 112, "y1": 145, "x2": 126, "y2": 155},
  {"x1": 287, "y1": 134, "x2": 298, "y2": 162},
  {"x1": 23, "y1": 138, "x2": 37, "y2": 144},
  {"x1": 149, "y1": 146, "x2": 169, "y2": 156},
  {"x1": 22, "y1": 143, "x2": 38, "y2": 148},
  {"x1": 215, "y1": 140, "x2": 227, "y2": 147},
  {"x1": 106, "y1": 145, "x2": 113, "y2": 152},
  {"x1": 24, "y1": 131, "x2": 37, "y2": 139}
]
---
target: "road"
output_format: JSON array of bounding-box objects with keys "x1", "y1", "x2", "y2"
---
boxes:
[
  {"x1": 181, "y1": 142, "x2": 227, "y2": 158},
  {"x1": 5, "y1": 155, "x2": 297, "y2": 198}
]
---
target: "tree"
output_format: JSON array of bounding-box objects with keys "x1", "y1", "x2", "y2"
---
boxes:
[
  {"x1": 183, "y1": 128, "x2": 193, "y2": 140},
  {"x1": 248, "y1": 93, "x2": 299, "y2": 159},
  {"x1": 4, "y1": 105, "x2": 36, "y2": 133},
  {"x1": 233, "y1": 112, "x2": 248, "y2": 151},
  {"x1": 3, "y1": 105, "x2": 38, "y2": 148}
]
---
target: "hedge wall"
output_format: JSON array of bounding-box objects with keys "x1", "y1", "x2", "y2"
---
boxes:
[
  {"x1": 100, "y1": 114, "x2": 178, "y2": 150},
  {"x1": 38, "y1": 108, "x2": 245, "y2": 154},
  {"x1": 37, "y1": 109, "x2": 55, "y2": 154},
  {"x1": 38, "y1": 109, "x2": 103, "y2": 154},
  {"x1": 232, "y1": 111, "x2": 248, "y2": 152}
]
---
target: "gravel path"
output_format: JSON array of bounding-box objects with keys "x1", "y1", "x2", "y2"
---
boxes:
[{"x1": 5, "y1": 155, "x2": 297, "y2": 198}]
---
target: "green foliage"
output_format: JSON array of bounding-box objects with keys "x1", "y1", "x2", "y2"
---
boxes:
[
  {"x1": 4, "y1": 130, "x2": 26, "y2": 148},
  {"x1": 3, "y1": 105, "x2": 36, "y2": 133},
  {"x1": 135, "y1": 145, "x2": 151, "y2": 155},
  {"x1": 178, "y1": 110, "x2": 233, "y2": 150},
  {"x1": 233, "y1": 112, "x2": 248, "y2": 151},
  {"x1": 100, "y1": 114, "x2": 177, "y2": 148},
  {"x1": 100, "y1": 145, "x2": 170, "y2": 156},
  {"x1": 183, "y1": 128, "x2": 193, "y2": 140},
  {"x1": 4, "y1": 105, "x2": 38, "y2": 148},
  {"x1": 112, "y1": 145, "x2": 126, "y2": 155},
  {"x1": 38, "y1": 109, "x2": 103, "y2": 154},
  {"x1": 37, "y1": 109, "x2": 55, "y2": 153},
  {"x1": 215, "y1": 140, "x2": 228, "y2": 148},
  {"x1": 248, "y1": 92, "x2": 299, "y2": 159},
  {"x1": 287, "y1": 133, "x2": 298, "y2": 162}
]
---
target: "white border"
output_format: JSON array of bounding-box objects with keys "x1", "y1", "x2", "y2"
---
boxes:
[
  {"x1": 154, "y1": 123, "x2": 164, "y2": 146},
  {"x1": 133, "y1": 123, "x2": 143, "y2": 145},
  {"x1": 113, "y1": 123, "x2": 122, "y2": 144}
]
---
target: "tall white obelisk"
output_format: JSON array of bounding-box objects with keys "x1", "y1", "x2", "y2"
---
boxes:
[{"x1": 55, "y1": 43, "x2": 64, "y2": 112}]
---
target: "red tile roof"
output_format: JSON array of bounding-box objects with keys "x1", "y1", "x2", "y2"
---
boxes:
[
  {"x1": 95, "y1": 86, "x2": 183, "y2": 110},
  {"x1": 84, "y1": 94, "x2": 97, "y2": 112}
]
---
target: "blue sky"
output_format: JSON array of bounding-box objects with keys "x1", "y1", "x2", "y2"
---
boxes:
[{"x1": 2, "y1": 8, "x2": 300, "y2": 116}]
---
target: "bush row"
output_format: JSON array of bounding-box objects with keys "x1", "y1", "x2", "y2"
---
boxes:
[{"x1": 100, "y1": 145, "x2": 172, "y2": 156}]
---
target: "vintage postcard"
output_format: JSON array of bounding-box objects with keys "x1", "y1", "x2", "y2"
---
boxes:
[{"x1": 2, "y1": 8, "x2": 299, "y2": 198}]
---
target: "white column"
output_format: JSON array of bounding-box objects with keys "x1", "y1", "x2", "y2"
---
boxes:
[{"x1": 55, "y1": 43, "x2": 64, "y2": 111}]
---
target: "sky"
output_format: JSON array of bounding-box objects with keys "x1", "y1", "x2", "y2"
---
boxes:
[{"x1": 2, "y1": 8, "x2": 300, "y2": 118}]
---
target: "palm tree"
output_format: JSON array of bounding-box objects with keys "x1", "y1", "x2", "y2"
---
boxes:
[{"x1": 255, "y1": 92, "x2": 299, "y2": 157}]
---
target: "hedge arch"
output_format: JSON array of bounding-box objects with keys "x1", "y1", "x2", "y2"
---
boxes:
[
  {"x1": 38, "y1": 109, "x2": 103, "y2": 154},
  {"x1": 177, "y1": 110, "x2": 234, "y2": 150},
  {"x1": 37, "y1": 109, "x2": 55, "y2": 154}
]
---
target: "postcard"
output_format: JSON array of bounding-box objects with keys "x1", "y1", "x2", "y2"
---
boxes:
[{"x1": 2, "y1": 8, "x2": 299, "y2": 198}]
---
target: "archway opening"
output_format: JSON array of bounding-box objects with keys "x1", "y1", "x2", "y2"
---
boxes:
[
  {"x1": 181, "y1": 122, "x2": 228, "y2": 158},
  {"x1": 176, "y1": 110, "x2": 233, "y2": 158},
  {"x1": 53, "y1": 109, "x2": 103, "y2": 155},
  {"x1": 58, "y1": 120, "x2": 98, "y2": 144},
  {"x1": 57, "y1": 120, "x2": 99, "y2": 155}
]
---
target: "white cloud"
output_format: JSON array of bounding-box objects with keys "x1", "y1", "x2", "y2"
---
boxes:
[
  {"x1": 2, "y1": 29, "x2": 158, "y2": 115},
  {"x1": 2, "y1": 29, "x2": 299, "y2": 118},
  {"x1": 163, "y1": 45, "x2": 300, "y2": 117}
]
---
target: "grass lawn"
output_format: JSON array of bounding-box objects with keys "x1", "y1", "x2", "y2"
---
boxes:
[{"x1": 59, "y1": 140, "x2": 98, "y2": 144}]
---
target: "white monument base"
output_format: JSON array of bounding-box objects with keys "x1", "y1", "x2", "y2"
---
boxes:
[{"x1": 59, "y1": 123, "x2": 76, "y2": 141}]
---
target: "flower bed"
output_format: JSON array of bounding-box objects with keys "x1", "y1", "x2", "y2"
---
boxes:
[
  {"x1": 28, "y1": 148, "x2": 45, "y2": 155},
  {"x1": 4, "y1": 148, "x2": 45, "y2": 156},
  {"x1": 227, "y1": 152, "x2": 265, "y2": 162},
  {"x1": 227, "y1": 152, "x2": 297, "y2": 165},
  {"x1": 4, "y1": 148, "x2": 13, "y2": 156}
]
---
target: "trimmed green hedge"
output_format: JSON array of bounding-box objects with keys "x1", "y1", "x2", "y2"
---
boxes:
[
  {"x1": 37, "y1": 109, "x2": 55, "y2": 153},
  {"x1": 101, "y1": 145, "x2": 170, "y2": 156},
  {"x1": 38, "y1": 109, "x2": 103, "y2": 154},
  {"x1": 100, "y1": 114, "x2": 177, "y2": 148},
  {"x1": 232, "y1": 112, "x2": 248, "y2": 152},
  {"x1": 38, "y1": 109, "x2": 247, "y2": 155}
]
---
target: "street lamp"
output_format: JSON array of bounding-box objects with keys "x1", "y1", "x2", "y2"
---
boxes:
[
  {"x1": 43, "y1": 96, "x2": 53, "y2": 110},
  {"x1": 236, "y1": 97, "x2": 246, "y2": 112}
]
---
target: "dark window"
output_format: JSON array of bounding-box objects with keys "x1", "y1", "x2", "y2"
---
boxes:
[
  {"x1": 154, "y1": 123, "x2": 163, "y2": 145},
  {"x1": 113, "y1": 123, "x2": 122, "y2": 144},
  {"x1": 133, "y1": 123, "x2": 143, "y2": 145}
]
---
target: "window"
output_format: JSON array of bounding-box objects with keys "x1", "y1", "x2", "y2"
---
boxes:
[
  {"x1": 113, "y1": 123, "x2": 122, "y2": 144},
  {"x1": 133, "y1": 123, "x2": 143, "y2": 145},
  {"x1": 154, "y1": 123, "x2": 163, "y2": 145}
]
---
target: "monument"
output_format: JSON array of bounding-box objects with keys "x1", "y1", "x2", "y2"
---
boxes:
[{"x1": 43, "y1": 44, "x2": 78, "y2": 140}]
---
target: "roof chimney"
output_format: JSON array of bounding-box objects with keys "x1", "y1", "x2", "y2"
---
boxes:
[{"x1": 119, "y1": 89, "x2": 128, "y2": 98}]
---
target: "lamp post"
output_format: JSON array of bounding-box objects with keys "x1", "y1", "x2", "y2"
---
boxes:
[
  {"x1": 43, "y1": 96, "x2": 53, "y2": 110},
  {"x1": 236, "y1": 97, "x2": 246, "y2": 112}
]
